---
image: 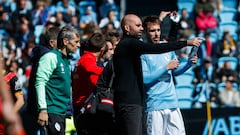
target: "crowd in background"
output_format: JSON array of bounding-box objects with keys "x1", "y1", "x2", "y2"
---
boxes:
[{"x1": 175, "y1": 0, "x2": 240, "y2": 109}]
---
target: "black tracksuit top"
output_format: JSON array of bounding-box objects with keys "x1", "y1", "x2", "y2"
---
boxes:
[{"x1": 113, "y1": 35, "x2": 187, "y2": 106}]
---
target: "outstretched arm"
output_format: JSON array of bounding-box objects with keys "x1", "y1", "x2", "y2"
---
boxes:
[{"x1": 173, "y1": 56, "x2": 198, "y2": 76}]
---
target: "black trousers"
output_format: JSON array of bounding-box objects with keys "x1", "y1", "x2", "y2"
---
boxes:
[
  {"x1": 23, "y1": 112, "x2": 66, "y2": 135},
  {"x1": 73, "y1": 106, "x2": 115, "y2": 135},
  {"x1": 47, "y1": 113, "x2": 66, "y2": 135},
  {"x1": 21, "y1": 111, "x2": 39, "y2": 135},
  {"x1": 114, "y1": 104, "x2": 143, "y2": 135}
]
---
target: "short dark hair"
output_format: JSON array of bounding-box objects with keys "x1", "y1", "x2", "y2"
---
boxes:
[
  {"x1": 86, "y1": 32, "x2": 106, "y2": 52},
  {"x1": 105, "y1": 30, "x2": 121, "y2": 42},
  {"x1": 44, "y1": 27, "x2": 60, "y2": 48},
  {"x1": 142, "y1": 15, "x2": 160, "y2": 30}
]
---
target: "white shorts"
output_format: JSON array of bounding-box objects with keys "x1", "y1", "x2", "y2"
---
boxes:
[{"x1": 145, "y1": 108, "x2": 186, "y2": 135}]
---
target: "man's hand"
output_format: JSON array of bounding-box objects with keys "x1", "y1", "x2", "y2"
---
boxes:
[
  {"x1": 187, "y1": 37, "x2": 203, "y2": 47},
  {"x1": 38, "y1": 110, "x2": 48, "y2": 126},
  {"x1": 170, "y1": 11, "x2": 178, "y2": 17},
  {"x1": 166, "y1": 60, "x2": 179, "y2": 70},
  {"x1": 189, "y1": 56, "x2": 198, "y2": 64},
  {"x1": 159, "y1": 11, "x2": 171, "y2": 22}
]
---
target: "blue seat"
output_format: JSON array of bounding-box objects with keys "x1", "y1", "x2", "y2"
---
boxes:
[
  {"x1": 209, "y1": 32, "x2": 218, "y2": 43},
  {"x1": 177, "y1": 0, "x2": 196, "y2": 18},
  {"x1": 195, "y1": 82, "x2": 217, "y2": 92},
  {"x1": 219, "y1": 8, "x2": 237, "y2": 23},
  {"x1": 175, "y1": 85, "x2": 194, "y2": 99},
  {"x1": 222, "y1": 0, "x2": 238, "y2": 9},
  {"x1": 217, "y1": 56, "x2": 238, "y2": 70}
]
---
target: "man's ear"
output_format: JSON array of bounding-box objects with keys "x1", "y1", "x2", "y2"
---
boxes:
[
  {"x1": 49, "y1": 40, "x2": 56, "y2": 48},
  {"x1": 63, "y1": 38, "x2": 69, "y2": 45},
  {"x1": 124, "y1": 25, "x2": 130, "y2": 32}
]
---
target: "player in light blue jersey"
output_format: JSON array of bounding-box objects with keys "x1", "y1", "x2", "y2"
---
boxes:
[{"x1": 141, "y1": 12, "x2": 198, "y2": 135}]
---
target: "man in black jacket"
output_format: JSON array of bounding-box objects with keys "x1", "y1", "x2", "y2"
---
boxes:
[
  {"x1": 113, "y1": 14, "x2": 202, "y2": 135},
  {"x1": 25, "y1": 27, "x2": 60, "y2": 135}
]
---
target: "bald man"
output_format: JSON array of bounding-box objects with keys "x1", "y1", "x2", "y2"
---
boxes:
[{"x1": 112, "y1": 14, "x2": 201, "y2": 135}]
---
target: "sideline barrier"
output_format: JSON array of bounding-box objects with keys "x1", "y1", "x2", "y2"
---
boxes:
[{"x1": 182, "y1": 108, "x2": 240, "y2": 135}]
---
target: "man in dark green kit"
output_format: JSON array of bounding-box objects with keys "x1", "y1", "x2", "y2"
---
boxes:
[{"x1": 35, "y1": 26, "x2": 80, "y2": 135}]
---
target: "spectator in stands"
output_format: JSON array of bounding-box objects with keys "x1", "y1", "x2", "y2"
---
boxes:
[
  {"x1": 81, "y1": 22, "x2": 101, "y2": 41},
  {"x1": 101, "y1": 22, "x2": 116, "y2": 34},
  {"x1": 0, "y1": 10, "x2": 13, "y2": 35},
  {"x1": 216, "y1": 31, "x2": 238, "y2": 58},
  {"x1": 55, "y1": 12, "x2": 67, "y2": 28},
  {"x1": 193, "y1": 57, "x2": 217, "y2": 83},
  {"x1": 39, "y1": 16, "x2": 60, "y2": 45},
  {"x1": 198, "y1": 31, "x2": 217, "y2": 64},
  {"x1": 178, "y1": 8, "x2": 196, "y2": 39},
  {"x1": 31, "y1": 0, "x2": 47, "y2": 25},
  {"x1": 11, "y1": 0, "x2": 33, "y2": 33},
  {"x1": 99, "y1": 9, "x2": 120, "y2": 30},
  {"x1": 68, "y1": 15, "x2": 81, "y2": 71},
  {"x1": 69, "y1": 15, "x2": 81, "y2": 31},
  {"x1": 2, "y1": 36, "x2": 22, "y2": 64},
  {"x1": 209, "y1": 85, "x2": 221, "y2": 108},
  {"x1": 219, "y1": 79, "x2": 240, "y2": 108},
  {"x1": 195, "y1": 7, "x2": 218, "y2": 34},
  {"x1": 14, "y1": 16, "x2": 35, "y2": 49},
  {"x1": 79, "y1": 6, "x2": 98, "y2": 30},
  {"x1": 99, "y1": 0, "x2": 119, "y2": 18},
  {"x1": 21, "y1": 35, "x2": 36, "y2": 69},
  {"x1": 55, "y1": 0, "x2": 76, "y2": 23},
  {"x1": 0, "y1": 1, "x2": 10, "y2": 12},
  {"x1": 42, "y1": 0, "x2": 57, "y2": 22},
  {"x1": 216, "y1": 61, "x2": 238, "y2": 82},
  {"x1": 194, "y1": 0, "x2": 215, "y2": 16},
  {"x1": 209, "y1": 0, "x2": 223, "y2": 14}
]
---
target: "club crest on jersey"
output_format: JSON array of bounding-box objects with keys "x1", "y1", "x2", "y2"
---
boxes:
[
  {"x1": 164, "y1": 53, "x2": 171, "y2": 61},
  {"x1": 60, "y1": 63, "x2": 65, "y2": 73}
]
